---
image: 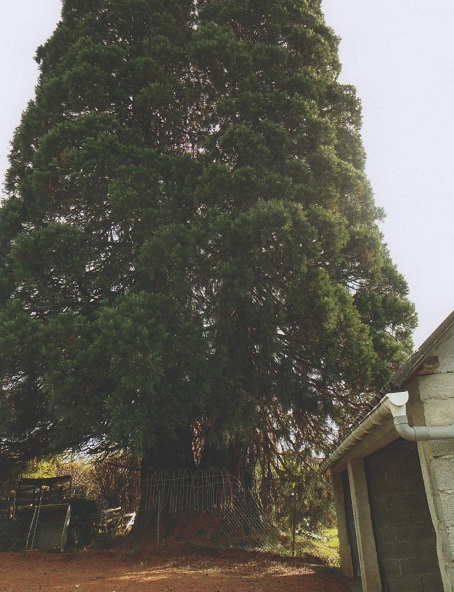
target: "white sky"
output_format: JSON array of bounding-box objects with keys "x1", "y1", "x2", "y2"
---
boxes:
[
  {"x1": 322, "y1": 0, "x2": 454, "y2": 348},
  {"x1": 1, "y1": 0, "x2": 453, "y2": 349}
]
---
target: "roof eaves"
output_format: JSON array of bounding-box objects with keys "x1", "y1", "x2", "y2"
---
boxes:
[
  {"x1": 388, "y1": 309, "x2": 454, "y2": 389},
  {"x1": 322, "y1": 309, "x2": 454, "y2": 472}
]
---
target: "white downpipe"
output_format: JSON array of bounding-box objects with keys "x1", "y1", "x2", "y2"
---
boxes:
[
  {"x1": 323, "y1": 391, "x2": 454, "y2": 471},
  {"x1": 386, "y1": 392, "x2": 454, "y2": 441}
]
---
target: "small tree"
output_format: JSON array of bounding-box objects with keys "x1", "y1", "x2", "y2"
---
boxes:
[{"x1": 258, "y1": 450, "x2": 334, "y2": 533}]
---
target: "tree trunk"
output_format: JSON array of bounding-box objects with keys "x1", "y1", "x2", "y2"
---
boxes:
[
  {"x1": 134, "y1": 426, "x2": 196, "y2": 534},
  {"x1": 199, "y1": 434, "x2": 255, "y2": 489}
]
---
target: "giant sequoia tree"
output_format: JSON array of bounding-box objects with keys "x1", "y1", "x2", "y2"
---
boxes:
[{"x1": 0, "y1": 0, "x2": 416, "y2": 485}]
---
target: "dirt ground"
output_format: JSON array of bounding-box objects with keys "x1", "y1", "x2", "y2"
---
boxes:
[{"x1": 0, "y1": 544, "x2": 354, "y2": 592}]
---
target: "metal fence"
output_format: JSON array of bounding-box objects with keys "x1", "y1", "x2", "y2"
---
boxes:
[
  {"x1": 142, "y1": 468, "x2": 279, "y2": 548},
  {"x1": 0, "y1": 469, "x2": 281, "y2": 552}
]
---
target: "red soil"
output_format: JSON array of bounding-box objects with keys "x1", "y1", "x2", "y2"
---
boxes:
[{"x1": 0, "y1": 544, "x2": 354, "y2": 592}]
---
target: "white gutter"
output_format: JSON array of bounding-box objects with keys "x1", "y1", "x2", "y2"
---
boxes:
[
  {"x1": 387, "y1": 391, "x2": 454, "y2": 441},
  {"x1": 322, "y1": 393, "x2": 400, "y2": 471},
  {"x1": 323, "y1": 391, "x2": 454, "y2": 471}
]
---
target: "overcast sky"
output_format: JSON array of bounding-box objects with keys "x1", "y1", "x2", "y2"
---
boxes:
[
  {"x1": 1, "y1": 1, "x2": 453, "y2": 349},
  {"x1": 322, "y1": 0, "x2": 454, "y2": 348}
]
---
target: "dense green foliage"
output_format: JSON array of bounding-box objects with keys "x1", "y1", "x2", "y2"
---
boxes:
[{"x1": 0, "y1": 0, "x2": 416, "y2": 478}]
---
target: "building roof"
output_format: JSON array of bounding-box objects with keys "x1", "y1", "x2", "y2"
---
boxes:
[
  {"x1": 322, "y1": 309, "x2": 454, "y2": 471},
  {"x1": 387, "y1": 309, "x2": 454, "y2": 390}
]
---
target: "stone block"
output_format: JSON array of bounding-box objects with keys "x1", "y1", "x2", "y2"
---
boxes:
[
  {"x1": 393, "y1": 523, "x2": 423, "y2": 543},
  {"x1": 446, "y1": 525, "x2": 454, "y2": 559},
  {"x1": 446, "y1": 564, "x2": 454, "y2": 592},
  {"x1": 437, "y1": 525, "x2": 454, "y2": 563},
  {"x1": 374, "y1": 523, "x2": 396, "y2": 544},
  {"x1": 420, "y1": 572, "x2": 445, "y2": 592},
  {"x1": 423, "y1": 398, "x2": 454, "y2": 425},
  {"x1": 433, "y1": 491, "x2": 454, "y2": 528},
  {"x1": 430, "y1": 440, "x2": 454, "y2": 458},
  {"x1": 418, "y1": 372, "x2": 454, "y2": 402},
  {"x1": 409, "y1": 495, "x2": 434, "y2": 517},
  {"x1": 431, "y1": 456, "x2": 454, "y2": 491},
  {"x1": 394, "y1": 524, "x2": 417, "y2": 542},
  {"x1": 417, "y1": 536, "x2": 440, "y2": 556},
  {"x1": 389, "y1": 574, "x2": 424, "y2": 592},
  {"x1": 369, "y1": 493, "x2": 391, "y2": 512},
  {"x1": 400, "y1": 554, "x2": 439, "y2": 576},
  {"x1": 395, "y1": 521, "x2": 435, "y2": 541},
  {"x1": 380, "y1": 558, "x2": 401, "y2": 578},
  {"x1": 396, "y1": 540, "x2": 419, "y2": 559},
  {"x1": 387, "y1": 508, "x2": 413, "y2": 527},
  {"x1": 379, "y1": 541, "x2": 400, "y2": 562}
]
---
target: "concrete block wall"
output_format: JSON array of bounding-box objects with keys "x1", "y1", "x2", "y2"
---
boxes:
[
  {"x1": 413, "y1": 328, "x2": 454, "y2": 591},
  {"x1": 418, "y1": 437, "x2": 454, "y2": 590},
  {"x1": 364, "y1": 439, "x2": 443, "y2": 592}
]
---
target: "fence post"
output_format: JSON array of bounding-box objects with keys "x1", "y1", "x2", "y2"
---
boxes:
[
  {"x1": 157, "y1": 489, "x2": 161, "y2": 545},
  {"x1": 291, "y1": 487, "x2": 297, "y2": 557}
]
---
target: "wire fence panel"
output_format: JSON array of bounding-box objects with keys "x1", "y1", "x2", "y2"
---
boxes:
[
  {"x1": 142, "y1": 468, "x2": 280, "y2": 549},
  {"x1": 143, "y1": 468, "x2": 244, "y2": 513},
  {"x1": 0, "y1": 469, "x2": 282, "y2": 553}
]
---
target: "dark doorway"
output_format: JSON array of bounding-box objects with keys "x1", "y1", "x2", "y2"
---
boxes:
[{"x1": 364, "y1": 439, "x2": 443, "y2": 592}]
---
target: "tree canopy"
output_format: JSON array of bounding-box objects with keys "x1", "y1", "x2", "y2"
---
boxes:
[{"x1": 0, "y1": 0, "x2": 416, "y2": 479}]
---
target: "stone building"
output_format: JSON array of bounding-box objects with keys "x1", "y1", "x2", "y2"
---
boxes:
[{"x1": 323, "y1": 311, "x2": 454, "y2": 592}]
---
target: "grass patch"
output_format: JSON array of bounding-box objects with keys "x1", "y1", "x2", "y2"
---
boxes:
[
  {"x1": 297, "y1": 528, "x2": 340, "y2": 567},
  {"x1": 262, "y1": 527, "x2": 340, "y2": 567}
]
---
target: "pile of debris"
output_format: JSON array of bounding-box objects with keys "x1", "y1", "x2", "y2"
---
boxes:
[{"x1": 13, "y1": 476, "x2": 98, "y2": 551}]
